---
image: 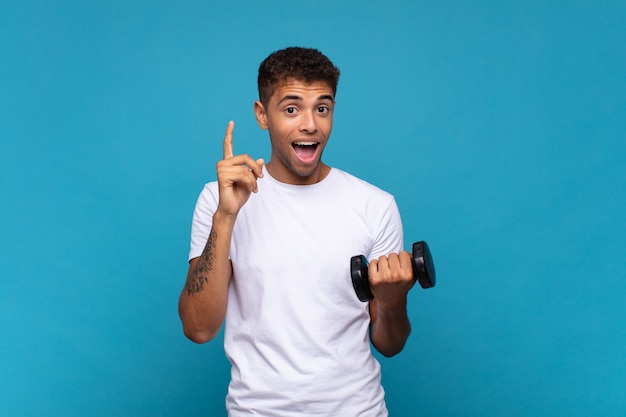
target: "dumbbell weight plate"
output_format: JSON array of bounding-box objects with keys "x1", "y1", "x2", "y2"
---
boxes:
[
  {"x1": 412, "y1": 241, "x2": 436, "y2": 289},
  {"x1": 350, "y1": 255, "x2": 374, "y2": 302}
]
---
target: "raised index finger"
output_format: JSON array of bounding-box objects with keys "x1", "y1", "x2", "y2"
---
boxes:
[{"x1": 223, "y1": 120, "x2": 234, "y2": 159}]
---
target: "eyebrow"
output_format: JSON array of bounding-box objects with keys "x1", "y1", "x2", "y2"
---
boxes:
[{"x1": 277, "y1": 94, "x2": 334, "y2": 104}]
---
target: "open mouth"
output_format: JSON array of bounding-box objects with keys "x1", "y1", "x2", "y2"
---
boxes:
[{"x1": 292, "y1": 141, "x2": 320, "y2": 163}]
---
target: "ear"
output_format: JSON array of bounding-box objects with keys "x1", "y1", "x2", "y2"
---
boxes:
[{"x1": 254, "y1": 100, "x2": 268, "y2": 130}]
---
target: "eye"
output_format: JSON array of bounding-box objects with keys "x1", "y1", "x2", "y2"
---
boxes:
[
  {"x1": 285, "y1": 106, "x2": 297, "y2": 114},
  {"x1": 317, "y1": 105, "x2": 329, "y2": 114}
]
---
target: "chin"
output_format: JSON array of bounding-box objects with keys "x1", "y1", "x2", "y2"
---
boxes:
[{"x1": 293, "y1": 164, "x2": 321, "y2": 178}]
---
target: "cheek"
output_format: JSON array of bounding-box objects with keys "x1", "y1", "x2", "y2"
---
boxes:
[
  {"x1": 269, "y1": 126, "x2": 292, "y2": 147},
  {"x1": 321, "y1": 114, "x2": 333, "y2": 128},
  {"x1": 270, "y1": 117, "x2": 296, "y2": 135},
  {"x1": 321, "y1": 120, "x2": 333, "y2": 138},
  {"x1": 266, "y1": 122, "x2": 287, "y2": 140}
]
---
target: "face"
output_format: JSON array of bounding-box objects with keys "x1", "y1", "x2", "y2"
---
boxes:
[{"x1": 254, "y1": 79, "x2": 335, "y2": 185}]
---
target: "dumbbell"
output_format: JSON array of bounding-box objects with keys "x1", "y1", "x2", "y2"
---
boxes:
[{"x1": 350, "y1": 241, "x2": 436, "y2": 302}]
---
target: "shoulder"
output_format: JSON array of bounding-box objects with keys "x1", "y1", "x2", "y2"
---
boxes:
[
  {"x1": 197, "y1": 181, "x2": 219, "y2": 202},
  {"x1": 330, "y1": 168, "x2": 395, "y2": 201},
  {"x1": 191, "y1": 181, "x2": 220, "y2": 216},
  {"x1": 201, "y1": 180, "x2": 219, "y2": 194}
]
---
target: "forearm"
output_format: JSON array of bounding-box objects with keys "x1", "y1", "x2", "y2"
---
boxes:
[
  {"x1": 369, "y1": 297, "x2": 411, "y2": 357},
  {"x1": 178, "y1": 212, "x2": 236, "y2": 343}
]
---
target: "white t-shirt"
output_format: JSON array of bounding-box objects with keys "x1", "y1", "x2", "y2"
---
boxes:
[{"x1": 189, "y1": 166, "x2": 403, "y2": 416}]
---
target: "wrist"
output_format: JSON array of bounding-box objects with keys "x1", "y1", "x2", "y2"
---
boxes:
[
  {"x1": 375, "y1": 296, "x2": 408, "y2": 314},
  {"x1": 212, "y1": 210, "x2": 237, "y2": 230}
]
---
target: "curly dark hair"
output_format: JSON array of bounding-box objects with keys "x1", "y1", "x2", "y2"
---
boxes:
[{"x1": 257, "y1": 47, "x2": 340, "y2": 105}]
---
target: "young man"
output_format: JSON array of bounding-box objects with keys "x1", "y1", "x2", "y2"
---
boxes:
[{"x1": 179, "y1": 47, "x2": 416, "y2": 416}]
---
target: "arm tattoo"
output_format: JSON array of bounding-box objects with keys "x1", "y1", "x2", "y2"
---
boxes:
[{"x1": 185, "y1": 228, "x2": 217, "y2": 295}]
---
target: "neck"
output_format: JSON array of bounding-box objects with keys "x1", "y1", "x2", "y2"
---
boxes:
[{"x1": 266, "y1": 161, "x2": 331, "y2": 185}]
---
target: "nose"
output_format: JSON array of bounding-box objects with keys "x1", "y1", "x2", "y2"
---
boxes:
[{"x1": 299, "y1": 110, "x2": 317, "y2": 134}]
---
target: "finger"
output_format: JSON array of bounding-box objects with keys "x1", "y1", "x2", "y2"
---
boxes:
[
  {"x1": 387, "y1": 253, "x2": 400, "y2": 271},
  {"x1": 386, "y1": 253, "x2": 407, "y2": 282},
  {"x1": 398, "y1": 250, "x2": 412, "y2": 270},
  {"x1": 229, "y1": 166, "x2": 260, "y2": 192},
  {"x1": 223, "y1": 120, "x2": 235, "y2": 160},
  {"x1": 397, "y1": 251, "x2": 414, "y2": 280},
  {"x1": 217, "y1": 159, "x2": 264, "y2": 193},
  {"x1": 373, "y1": 256, "x2": 389, "y2": 281},
  {"x1": 377, "y1": 255, "x2": 390, "y2": 271},
  {"x1": 255, "y1": 158, "x2": 265, "y2": 178},
  {"x1": 221, "y1": 154, "x2": 265, "y2": 178},
  {"x1": 369, "y1": 258, "x2": 378, "y2": 270}
]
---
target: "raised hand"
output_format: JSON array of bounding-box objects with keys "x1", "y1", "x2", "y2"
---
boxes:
[{"x1": 216, "y1": 121, "x2": 265, "y2": 216}]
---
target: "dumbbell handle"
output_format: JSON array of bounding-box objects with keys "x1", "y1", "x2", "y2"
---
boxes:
[{"x1": 350, "y1": 241, "x2": 436, "y2": 302}]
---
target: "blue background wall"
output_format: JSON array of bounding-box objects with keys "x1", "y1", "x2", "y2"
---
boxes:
[{"x1": 1, "y1": 1, "x2": 625, "y2": 416}]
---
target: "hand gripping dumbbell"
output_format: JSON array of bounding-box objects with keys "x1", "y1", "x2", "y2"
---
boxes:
[{"x1": 350, "y1": 241, "x2": 436, "y2": 302}]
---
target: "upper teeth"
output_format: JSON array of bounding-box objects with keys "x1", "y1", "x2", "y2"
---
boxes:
[{"x1": 294, "y1": 142, "x2": 316, "y2": 146}]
